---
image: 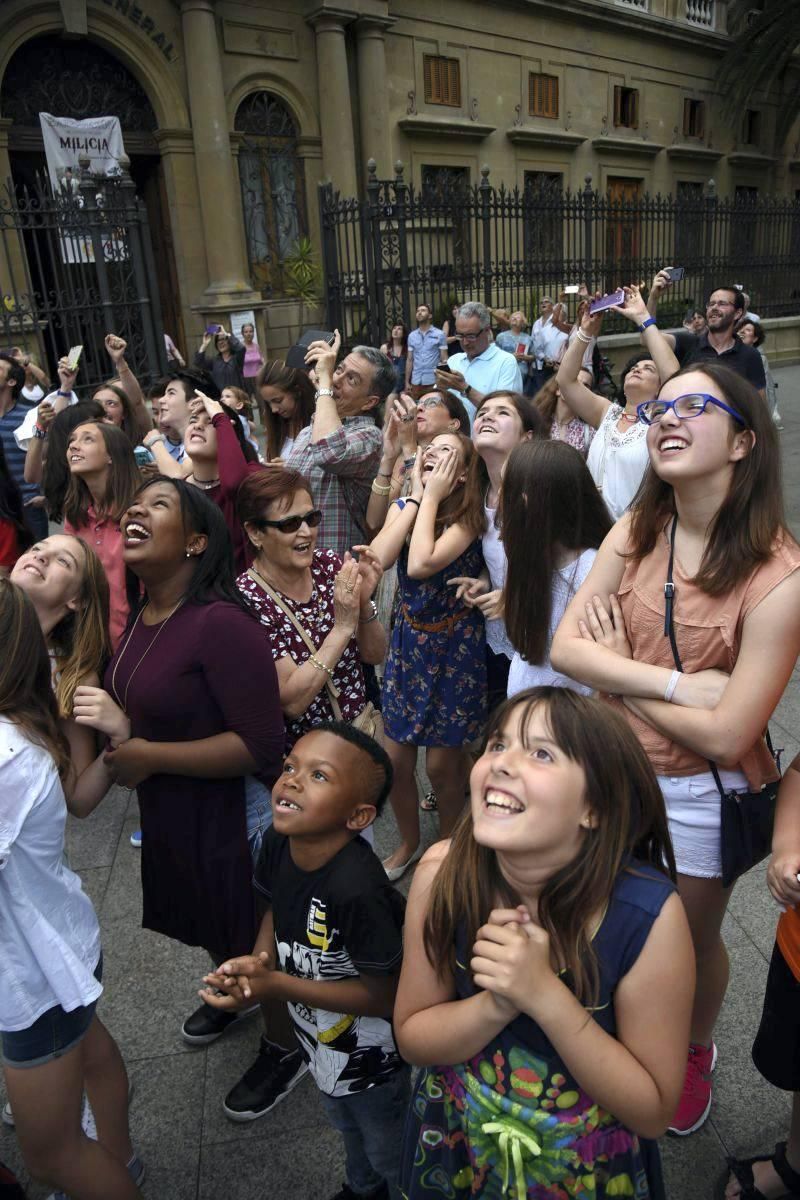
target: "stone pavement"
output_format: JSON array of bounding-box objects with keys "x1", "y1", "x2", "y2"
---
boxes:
[{"x1": 2, "y1": 367, "x2": 799, "y2": 1199}]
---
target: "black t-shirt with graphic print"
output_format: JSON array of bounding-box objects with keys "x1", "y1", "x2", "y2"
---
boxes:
[{"x1": 254, "y1": 826, "x2": 406, "y2": 1097}]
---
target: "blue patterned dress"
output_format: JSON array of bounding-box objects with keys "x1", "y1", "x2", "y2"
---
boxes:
[
  {"x1": 400, "y1": 864, "x2": 672, "y2": 1199},
  {"x1": 382, "y1": 540, "x2": 487, "y2": 747}
]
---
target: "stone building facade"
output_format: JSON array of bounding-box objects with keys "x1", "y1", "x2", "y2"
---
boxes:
[{"x1": 0, "y1": 0, "x2": 797, "y2": 362}]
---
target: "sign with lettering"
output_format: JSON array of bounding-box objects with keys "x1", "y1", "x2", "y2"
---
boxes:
[
  {"x1": 39, "y1": 113, "x2": 127, "y2": 263},
  {"x1": 98, "y1": 0, "x2": 177, "y2": 61}
]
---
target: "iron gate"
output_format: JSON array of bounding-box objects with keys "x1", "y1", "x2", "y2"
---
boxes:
[
  {"x1": 318, "y1": 162, "x2": 800, "y2": 348},
  {"x1": 0, "y1": 163, "x2": 167, "y2": 391}
]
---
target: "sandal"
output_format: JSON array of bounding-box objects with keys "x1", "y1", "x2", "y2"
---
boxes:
[
  {"x1": 419, "y1": 790, "x2": 438, "y2": 812},
  {"x1": 717, "y1": 1141, "x2": 800, "y2": 1199}
]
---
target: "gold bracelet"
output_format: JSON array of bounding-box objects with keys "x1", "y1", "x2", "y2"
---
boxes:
[
  {"x1": 309, "y1": 654, "x2": 335, "y2": 678},
  {"x1": 371, "y1": 479, "x2": 391, "y2": 496}
]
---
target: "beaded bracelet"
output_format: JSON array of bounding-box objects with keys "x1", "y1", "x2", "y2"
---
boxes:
[
  {"x1": 309, "y1": 654, "x2": 335, "y2": 678},
  {"x1": 371, "y1": 479, "x2": 391, "y2": 496},
  {"x1": 575, "y1": 329, "x2": 592, "y2": 344}
]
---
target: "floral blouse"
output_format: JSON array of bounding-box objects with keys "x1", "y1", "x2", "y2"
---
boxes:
[{"x1": 236, "y1": 549, "x2": 366, "y2": 750}]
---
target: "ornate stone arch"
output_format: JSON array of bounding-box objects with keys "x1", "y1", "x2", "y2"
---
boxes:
[{"x1": 0, "y1": 3, "x2": 190, "y2": 132}]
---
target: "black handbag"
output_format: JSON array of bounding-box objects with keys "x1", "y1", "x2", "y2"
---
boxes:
[{"x1": 664, "y1": 515, "x2": 781, "y2": 888}]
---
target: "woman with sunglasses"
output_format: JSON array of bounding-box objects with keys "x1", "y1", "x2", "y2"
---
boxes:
[
  {"x1": 552, "y1": 362, "x2": 800, "y2": 1138},
  {"x1": 236, "y1": 469, "x2": 386, "y2": 751}
]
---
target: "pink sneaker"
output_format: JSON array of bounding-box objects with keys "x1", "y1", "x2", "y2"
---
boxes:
[{"x1": 668, "y1": 1042, "x2": 716, "y2": 1136}]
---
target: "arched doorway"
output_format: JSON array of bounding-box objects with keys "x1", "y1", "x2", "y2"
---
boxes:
[
  {"x1": 235, "y1": 91, "x2": 308, "y2": 297},
  {"x1": 1, "y1": 34, "x2": 183, "y2": 361}
]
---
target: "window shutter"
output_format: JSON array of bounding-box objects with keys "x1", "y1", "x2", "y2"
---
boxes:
[{"x1": 423, "y1": 55, "x2": 460, "y2": 106}]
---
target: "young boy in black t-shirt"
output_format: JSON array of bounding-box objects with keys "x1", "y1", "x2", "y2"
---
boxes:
[{"x1": 201, "y1": 723, "x2": 409, "y2": 1200}]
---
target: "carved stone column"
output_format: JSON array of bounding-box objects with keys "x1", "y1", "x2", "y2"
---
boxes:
[
  {"x1": 355, "y1": 16, "x2": 394, "y2": 179},
  {"x1": 180, "y1": 0, "x2": 256, "y2": 299},
  {"x1": 308, "y1": 11, "x2": 358, "y2": 195}
]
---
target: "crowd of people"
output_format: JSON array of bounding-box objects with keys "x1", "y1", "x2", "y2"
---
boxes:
[{"x1": 0, "y1": 268, "x2": 798, "y2": 1200}]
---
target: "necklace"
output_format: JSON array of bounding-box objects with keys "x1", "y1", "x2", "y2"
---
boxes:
[
  {"x1": 188, "y1": 474, "x2": 220, "y2": 491},
  {"x1": 249, "y1": 561, "x2": 316, "y2": 604},
  {"x1": 620, "y1": 409, "x2": 639, "y2": 423},
  {"x1": 110, "y1": 597, "x2": 184, "y2": 712}
]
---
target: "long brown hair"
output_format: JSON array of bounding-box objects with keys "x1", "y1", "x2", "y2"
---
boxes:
[
  {"x1": 533, "y1": 375, "x2": 560, "y2": 427},
  {"x1": 431, "y1": 434, "x2": 485, "y2": 539},
  {"x1": 49, "y1": 538, "x2": 111, "y2": 717},
  {"x1": 501, "y1": 440, "x2": 612, "y2": 663},
  {"x1": 256, "y1": 360, "x2": 316, "y2": 459},
  {"x1": 465, "y1": 390, "x2": 546, "y2": 522},
  {"x1": 424, "y1": 687, "x2": 676, "y2": 1005},
  {"x1": 627, "y1": 362, "x2": 791, "y2": 593},
  {"x1": 63, "y1": 421, "x2": 141, "y2": 528},
  {"x1": 0, "y1": 579, "x2": 71, "y2": 779}
]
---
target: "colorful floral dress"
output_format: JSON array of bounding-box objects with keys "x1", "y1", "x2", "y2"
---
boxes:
[
  {"x1": 382, "y1": 540, "x2": 487, "y2": 746},
  {"x1": 400, "y1": 864, "x2": 672, "y2": 1199}
]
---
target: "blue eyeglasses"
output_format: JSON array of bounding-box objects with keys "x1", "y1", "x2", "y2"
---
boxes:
[{"x1": 637, "y1": 392, "x2": 746, "y2": 426}]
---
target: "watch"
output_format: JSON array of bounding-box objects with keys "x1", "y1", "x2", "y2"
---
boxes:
[
  {"x1": 464, "y1": 383, "x2": 473, "y2": 399},
  {"x1": 315, "y1": 387, "x2": 334, "y2": 399},
  {"x1": 359, "y1": 599, "x2": 379, "y2": 624},
  {"x1": 639, "y1": 318, "x2": 657, "y2": 332}
]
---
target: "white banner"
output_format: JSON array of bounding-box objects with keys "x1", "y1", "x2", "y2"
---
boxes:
[{"x1": 39, "y1": 113, "x2": 127, "y2": 263}]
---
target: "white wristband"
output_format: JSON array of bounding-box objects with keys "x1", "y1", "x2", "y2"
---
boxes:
[{"x1": 664, "y1": 670, "x2": 681, "y2": 703}]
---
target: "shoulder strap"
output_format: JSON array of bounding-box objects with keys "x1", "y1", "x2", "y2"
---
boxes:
[{"x1": 247, "y1": 567, "x2": 341, "y2": 709}]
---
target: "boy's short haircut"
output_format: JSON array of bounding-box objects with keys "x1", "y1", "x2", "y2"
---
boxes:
[
  {"x1": 168, "y1": 366, "x2": 221, "y2": 403},
  {"x1": 312, "y1": 722, "x2": 393, "y2": 814}
]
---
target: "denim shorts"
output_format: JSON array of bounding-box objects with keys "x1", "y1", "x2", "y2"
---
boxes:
[
  {"x1": 658, "y1": 767, "x2": 749, "y2": 879},
  {"x1": 1, "y1": 954, "x2": 103, "y2": 1069},
  {"x1": 245, "y1": 776, "x2": 272, "y2": 863}
]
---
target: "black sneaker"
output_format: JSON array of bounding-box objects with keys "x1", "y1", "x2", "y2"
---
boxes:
[
  {"x1": 222, "y1": 1036, "x2": 308, "y2": 1122},
  {"x1": 181, "y1": 1001, "x2": 259, "y2": 1046},
  {"x1": 327, "y1": 1184, "x2": 389, "y2": 1200}
]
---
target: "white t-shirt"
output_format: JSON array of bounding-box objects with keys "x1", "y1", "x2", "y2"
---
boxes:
[
  {"x1": 21, "y1": 383, "x2": 45, "y2": 405},
  {"x1": 14, "y1": 389, "x2": 79, "y2": 451},
  {"x1": 507, "y1": 549, "x2": 598, "y2": 698},
  {"x1": 0, "y1": 718, "x2": 102, "y2": 1030},
  {"x1": 482, "y1": 503, "x2": 515, "y2": 659}
]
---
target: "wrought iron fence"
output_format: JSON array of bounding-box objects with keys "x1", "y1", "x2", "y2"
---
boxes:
[
  {"x1": 0, "y1": 163, "x2": 167, "y2": 392},
  {"x1": 319, "y1": 163, "x2": 800, "y2": 349}
]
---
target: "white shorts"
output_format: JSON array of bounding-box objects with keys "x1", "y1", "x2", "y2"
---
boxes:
[{"x1": 658, "y1": 768, "x2": 749, "y2": 880}]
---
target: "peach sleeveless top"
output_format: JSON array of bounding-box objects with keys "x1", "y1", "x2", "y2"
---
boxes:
[{"x1": 606, "y1": 524, "x2": 800, "y2": 787}]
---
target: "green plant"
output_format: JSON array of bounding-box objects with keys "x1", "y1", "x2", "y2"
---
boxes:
[{"x1": 282, "y1": 237, "x2": 322, "y2": 306}]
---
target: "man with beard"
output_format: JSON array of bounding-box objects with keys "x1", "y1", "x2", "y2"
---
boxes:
[{"x1": 645, "y1": 273, "x2": 765, "y2": 392}]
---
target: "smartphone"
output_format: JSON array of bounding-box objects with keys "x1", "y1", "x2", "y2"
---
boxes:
[
  {"x1": 563, "y1": 285, "x2": 581, "y2": 295},
  {"x1": 588, "y1": 289, "x2": 625, "y2": 315},
  {"x1": 66, "y1": 344, "x2": 83, "y2": 370},
  {"x1": 134, "y1": 445, "x2": 155, "y2": 467},
  {"x1": 665, "y1": 266, "x2": 686, "y2": 282},
  {"x1": 205, "y1": 324, "x2": 221, "y2": 335}
]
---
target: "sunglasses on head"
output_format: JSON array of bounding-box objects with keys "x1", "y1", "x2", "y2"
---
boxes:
[{"x1": 257, "y1": 509, "x2": 323, "y2": 534}]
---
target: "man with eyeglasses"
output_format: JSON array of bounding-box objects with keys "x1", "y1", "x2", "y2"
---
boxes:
[
  {"x1": 286, "y1": 333, "x2": 392, "y2": 556},
  {"x1": 433, "y1": 301, "x2": 522, "y2": 426},
  {"x1": 644, "y1": 272, "x2": 766, "y2": 393}
]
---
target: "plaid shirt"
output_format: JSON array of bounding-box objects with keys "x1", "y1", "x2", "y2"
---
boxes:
[{"x1": 285, "y1": 415, "x2": 383, "y2": 556}]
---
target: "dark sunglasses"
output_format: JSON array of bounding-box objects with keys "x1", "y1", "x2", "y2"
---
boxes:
[{"x1": 257, "y1": 509, "x2": 323, "y2": 534}]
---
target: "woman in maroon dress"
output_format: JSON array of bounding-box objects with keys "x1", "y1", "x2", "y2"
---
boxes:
[{"x1": 74, "y1": 477, "x2": 284, "y2": 1045}]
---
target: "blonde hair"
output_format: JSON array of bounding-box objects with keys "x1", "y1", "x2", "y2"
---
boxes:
[{"x1": 50, "y1": 538, "x2": 112, "y2": 716}]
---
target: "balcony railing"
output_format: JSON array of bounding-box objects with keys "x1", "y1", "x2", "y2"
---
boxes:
[{"x1": 686, "y1": 0, "x2": 715, "y2": 27}]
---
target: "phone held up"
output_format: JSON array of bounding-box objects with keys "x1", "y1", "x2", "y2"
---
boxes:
[
  {"x1": 664, "y1": 266, "x2": 686, "y2": 283},
  {"x1": 65, "y1": 344, "x2": 83, "y2": 371},
  {"x1": 588, "y1": 288, "x2": 625, "y2": 315},
  {"x1": 205, "y1": 324, "x2": 222, "y2": 335},
  {"x1": 133, "y1": 445, "x2": 155, "y2": 467}
]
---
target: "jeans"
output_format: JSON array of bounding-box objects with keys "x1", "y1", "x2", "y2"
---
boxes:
[
  {"x1": 319, "y1": 1067, "x2": 411, "y2": 1199},
  {"x1": 245, "y1": 777, "x2": 272, "y2": 863}
]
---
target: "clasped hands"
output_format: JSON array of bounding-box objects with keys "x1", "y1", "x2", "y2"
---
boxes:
[
  {"x1": 72, "y1": 686, "x2": 154, "y2": 789},
  {"x1": 471, "y1": 907, "x2": 558, "y2": 1022},
  {"x1": 200, "y1": 951, "x2": 277, "y2": 1009}
]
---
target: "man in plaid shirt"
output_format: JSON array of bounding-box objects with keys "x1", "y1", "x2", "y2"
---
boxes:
[{"x1": 285, "y1": 335, "x2": 393, "y2": 555}]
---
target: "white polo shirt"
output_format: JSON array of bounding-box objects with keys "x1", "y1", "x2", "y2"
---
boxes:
[{"x1": 446, "y1": 343, "x2": 523, "y2": 427}]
